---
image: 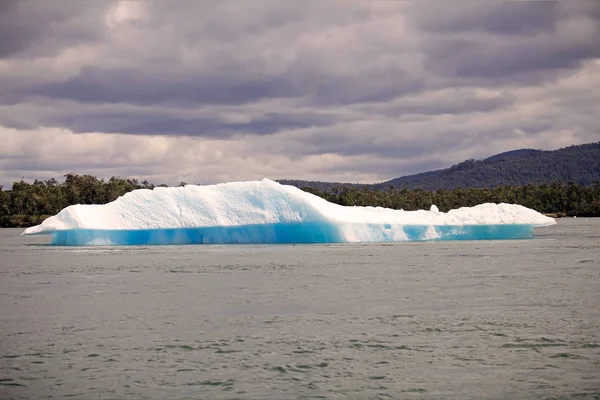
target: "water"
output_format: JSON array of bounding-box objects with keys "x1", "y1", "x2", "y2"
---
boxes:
[{"x1": 1, "y1": 219, "x2": 599, "y2": 399}]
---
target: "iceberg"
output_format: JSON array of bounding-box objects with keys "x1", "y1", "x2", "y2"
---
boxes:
[{"x1": 22, "y1": 179, "x2": 555, "y2": 246}]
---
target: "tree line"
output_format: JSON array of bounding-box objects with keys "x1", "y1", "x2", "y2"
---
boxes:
[
  {"x1": 301, "y1": 182, "x2": 600, "y2": 218},
  {"x1": 0, "y1": 174, "x2": 165, "y2": 227},
  {"x1": 1, "y1": 174, "x2": 599, "y2": 228}
]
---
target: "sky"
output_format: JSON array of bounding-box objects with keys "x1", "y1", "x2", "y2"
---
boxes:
[{"x1": 1, "y1": 0, "x2": 599, "y2": 188}]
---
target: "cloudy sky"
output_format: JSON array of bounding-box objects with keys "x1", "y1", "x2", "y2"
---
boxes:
[{"x1": 1, "y1": 0, "x2": 599, "y2": 187}]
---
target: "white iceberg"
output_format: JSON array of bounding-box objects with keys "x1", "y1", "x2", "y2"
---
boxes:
[{"x1": 22, "y1": 179, "x2": 555, "y2": 246}]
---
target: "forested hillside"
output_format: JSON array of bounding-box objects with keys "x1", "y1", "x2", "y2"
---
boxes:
[
  {"x1": 0, "y1": 175, "x2": 159, "y2": 227},
  {"x1": 280, "y1": 142, "x2": 600, "y2": 191}
]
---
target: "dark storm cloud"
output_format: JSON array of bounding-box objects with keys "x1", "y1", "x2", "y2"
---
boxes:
[
  {"x1": 414, "y1": 1, "x2": 600, "y2": 81},
  {"x1": 29, "y1": 67, "x2": 425, "y2": 113},
  {"x1": 309, "y1": 73, "x2": 425, "y2": 106},
  {"x1": 413, "y1": 1, "x2": 561, "y2": 35},
  {"x1": 61, "y1": 111, "x2": 337, "y2": 137},
  {"x1": 0, "y1": 0, "x2": 40, "y2": 57},
  {"x1": 0, "y1": 0, "x2": 112, "y2": 58},
  {"x1": 34, "y1": 67, "x2": 305, "y2": 106},
  {"x1": 424, "y1": 34, "x2": 600, "y2": 81}
]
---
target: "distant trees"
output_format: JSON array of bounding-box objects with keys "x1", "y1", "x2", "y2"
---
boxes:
[
  {"x1": 300, "y1": 182, "x2": 600, "y2": 218},
  {"x1": 0, "y1": 175, "x2": 156, "y2": 227},
  {"x1": 0, "y1": 175, "x2": 598, "y2": 228}
]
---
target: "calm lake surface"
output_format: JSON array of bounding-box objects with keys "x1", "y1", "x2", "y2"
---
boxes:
[{"x1": 1, "y1": 219, "x2": 599, "y2": 399}]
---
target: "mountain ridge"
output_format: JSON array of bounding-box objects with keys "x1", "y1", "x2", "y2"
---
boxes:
[{"x1": 279, "y1": 142, "x2": 600, "y2": 191}]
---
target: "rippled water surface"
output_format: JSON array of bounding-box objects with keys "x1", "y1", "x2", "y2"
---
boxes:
[{"x1": 1, "y1": 219, "x2": 599, "y2": 399}]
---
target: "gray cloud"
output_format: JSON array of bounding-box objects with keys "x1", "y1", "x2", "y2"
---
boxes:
[
  {"x1": 0, "y1": 0, "x2": 599, "y2": 187},
  {"x1": 424, "y1": 34, "x2": 599, "y2": 81},
  {"x1": 379, "y1": 94, "x2": 513, "y2": 118},
  {"x1": 33, "y1": 67, "x2": 304, "y2": 107},
  {"x1": 0, "y1": 0, "x2": 113, "y2": 58},
  {"x1": 70, "y1": 111, "x2": 338, "y2": 137},
  {"x1": 412, "y1": 1, "x2": 562, "y2": 36},
  {"x1": 415, "y1": 2, "x2": 600, "y2": 83}
]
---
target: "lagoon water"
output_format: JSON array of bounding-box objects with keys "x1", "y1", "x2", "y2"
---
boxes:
[{"x1": 1, "y1": 219, "x2": 599, "y2": 399}]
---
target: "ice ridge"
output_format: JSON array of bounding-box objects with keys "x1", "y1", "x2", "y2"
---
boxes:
[{"x1": 22, "y1": 179, "x2": 555, "y2": 246}]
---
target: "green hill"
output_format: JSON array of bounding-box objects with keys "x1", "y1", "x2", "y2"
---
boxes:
[{"x1": 280, "y1": 142, "x2": 600, "y2": 190}]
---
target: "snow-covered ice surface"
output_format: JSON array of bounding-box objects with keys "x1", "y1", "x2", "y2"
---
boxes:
[{"x1": 22, "y1": 179, "x2": 555, "y2": 246}]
